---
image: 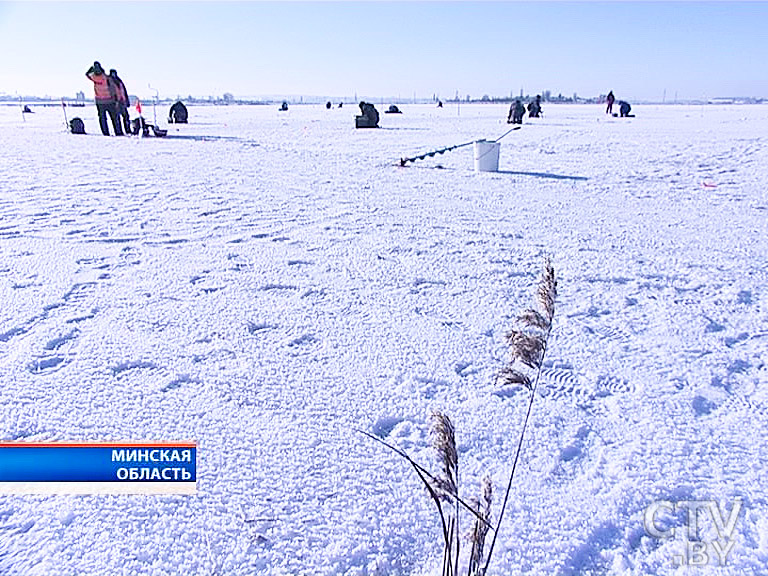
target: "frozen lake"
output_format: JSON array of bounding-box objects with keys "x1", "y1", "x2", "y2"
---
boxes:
[{"x1": 1, "y1": 102, "x2": 767, "y2": 575}]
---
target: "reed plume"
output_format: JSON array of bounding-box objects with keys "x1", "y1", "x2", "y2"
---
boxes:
[
  {"x1": 496, "y1": 257, "x2": 556, "y2": 389},
  {"x1": 430, "y1": 412, "x2": 458, "y2": 501}
]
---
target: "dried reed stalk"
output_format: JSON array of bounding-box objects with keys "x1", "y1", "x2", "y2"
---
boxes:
[
  {"x1": 430, "y1": 412, "x2": 460, "y2": 576},
  {"x1": 359, "y1": 257, "x2": 556, "y2": 576},
  {"x1": 357, "y1": 415, "x2": 495, "y2": 576},
  {"x1": 467, "y1": 476, "x2": 493, "y2": 576},
  {"x1": 430, "y1": 412, "x2": 458, "y2": 502},
  {"x1": 356, "y1": 429, "x2": 493, "y2": 530},
  {"x1": 484, "y1": 257, "x2": 556, "y2": 574}
]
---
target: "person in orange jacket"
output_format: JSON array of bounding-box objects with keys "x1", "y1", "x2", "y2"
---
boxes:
[{"x1": 85, "y1": 61, "x2": 123, "y2": 136}]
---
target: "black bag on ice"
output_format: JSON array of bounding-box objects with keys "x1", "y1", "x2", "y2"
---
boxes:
[{"x1": 69, "y1": 118, "x2": 85, "y2": 134}]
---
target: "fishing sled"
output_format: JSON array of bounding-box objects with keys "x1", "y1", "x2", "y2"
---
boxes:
[{"x1": 131, "y1": 117, "x2": 167, "y2": 137}]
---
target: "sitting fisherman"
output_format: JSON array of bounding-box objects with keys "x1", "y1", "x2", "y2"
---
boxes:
[
  {"x1": 618, "y1": 100, "x2": 632, "y2": 117},
  {"x1": 355, "y1": 101, "x2": 380, "y2": 128}
]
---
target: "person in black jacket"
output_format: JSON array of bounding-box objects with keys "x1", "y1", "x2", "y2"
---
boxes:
[
  {"x1": 355, "y1": 101, "x2": 379, "y2": 128},
  {"x1": 508, "y1": 99, "x2": 525, "y2": 124},
  {"x1": 527, "y1": 94, "x2": 542, "y2": 118},
  {"x1": 109, "y1": 69, "x2": 131, "y2": 135},
  {"x1": 168, "y1": 101, "x2": 188, "y2": 123}
]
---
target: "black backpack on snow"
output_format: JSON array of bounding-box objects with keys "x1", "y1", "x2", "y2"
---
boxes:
[{"x1": 69, "y1": 118, "x2": 85, "y2": 134}]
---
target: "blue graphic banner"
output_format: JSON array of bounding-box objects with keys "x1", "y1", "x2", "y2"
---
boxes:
[{"x1": 0, "y1": 443, "x2": 196, "y2": 482}]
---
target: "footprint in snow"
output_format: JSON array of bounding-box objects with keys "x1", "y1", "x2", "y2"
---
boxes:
[
  {"x1": 118, "y1": 246, "x2": 141, "y2": 267},
  {"x1": 111, "y1": 360, "x2": 160, "y2": 377},
  {"x1": 412, "y1": 278, "x2": 447, "y2": 289},
  {"x1": 539, "y1": 361, "x2": 593, "y2": 407},
  {"x1": 43, "y1": 329, "x2": 79, "y2": 351},
  {"x1": 27, "y1": 354, "x2": 69, "y2": 375},
  {"x1": 27, "y1": 325, "x2": 84, "y2": 375},
  {"x1": 61, "y1": 282, "x2": 97, "y2": 306},
  {"x1": 161, "y1": 375, "x2": 196, "y2": 393},
  {"x1": 288, "y1": 333, "x2": 315, "y2": 347},
  {"x1": 692, "y1": 395, "x2": 718, "y2": 417},
  {"x1": 560, "y1": 426, "x2": 591, "y2": 463},
  {"x1": 65, "y1": 309, "x2": 98, "y2": 324},
  {"x1": 259, "y1": 283, "x2": 298, "y2": 292},
  {"x1": 371, "y1": 415, "x2": 405, "y2": 438},
  {"x1": 454, "y1": 361, "x2": 478, "y2": 378},
  {"x1": 246, "y1": 321, "x2": 276, "y2": 334}
]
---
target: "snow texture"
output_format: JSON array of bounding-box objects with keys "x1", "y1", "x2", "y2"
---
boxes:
[{"x1": 0, "y1": 102, "x2": 767, "y2": 575}]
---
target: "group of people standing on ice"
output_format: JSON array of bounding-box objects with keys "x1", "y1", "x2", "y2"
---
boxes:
[
  {"x1": 506, "y1": 91, "x2": 633, "y2": 124},
  {"x1": 85, "y1": 61, "x2": 131, "y2": 136}
]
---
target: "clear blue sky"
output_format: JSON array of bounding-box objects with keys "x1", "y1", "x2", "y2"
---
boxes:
[{"x1": 1, "y1": 1, "x2": 766, "y2": 102}]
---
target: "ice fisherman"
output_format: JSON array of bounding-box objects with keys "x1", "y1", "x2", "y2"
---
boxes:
[
  {"x1": 109, "y1": 69, "x2": 131, "y2": 135},
  {"x1": 508, "y1": 100, "x2": 525, "y2": 124},
  {"x1": 355, "y1": 101, "x2": 379, "y2": 128},
  {"x1": 618, "y1": 100, "x2": 632, "y2": 117},
  {"x1": 527, "y1": 95, "x2": 542, "y2": 118},
  {"x1": 606, "y1": 91, "x2": 615, "y2": 114},
  {"x1": 85, "y1": 61, "x2": 123, "y2": 136},
  {"x1": 169, "y1": 101, "x2": 188, "y2": 123}
]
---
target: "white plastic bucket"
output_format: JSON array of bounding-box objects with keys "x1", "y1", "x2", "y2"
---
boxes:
[{"x1": 473, "y1": 139, "x2": 500, "y2": 172}]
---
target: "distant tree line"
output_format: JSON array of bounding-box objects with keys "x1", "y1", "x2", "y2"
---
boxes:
[{"x1": 2, "y1": 91, "x2": 764, "y2": 106}]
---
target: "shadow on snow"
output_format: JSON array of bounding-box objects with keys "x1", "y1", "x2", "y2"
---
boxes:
[{"x1": 497, "y1": 170, "x2": 588, "y2": 181}]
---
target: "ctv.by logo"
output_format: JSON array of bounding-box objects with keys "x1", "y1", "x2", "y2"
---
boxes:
[{"x1": 643, "y1": 499, "x2": 742, "y2": 567}]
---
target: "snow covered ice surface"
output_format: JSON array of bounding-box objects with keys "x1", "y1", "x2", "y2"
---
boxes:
[{"x1": 0, "y1": 102, "x2": 766, "y2": 575}]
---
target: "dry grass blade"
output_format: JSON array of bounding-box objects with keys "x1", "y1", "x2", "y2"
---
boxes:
[
  {"x1": 444, "y1": 517, "x2": 455, "y2": 576},
  {"x1": 357, "y1": 428, "x2": 451, "y2": 548}
]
